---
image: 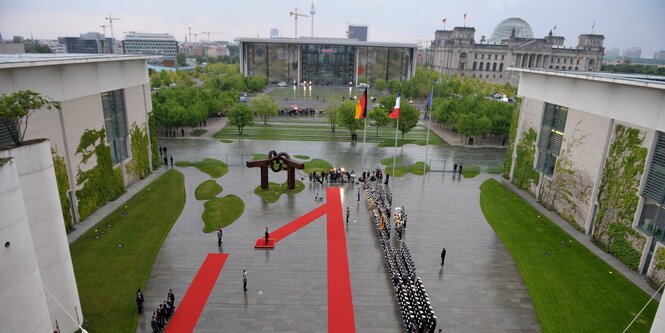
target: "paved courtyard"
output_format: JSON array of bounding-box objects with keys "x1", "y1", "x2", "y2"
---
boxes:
[{"x1": 136, "y1": 138, "x2": 539, "y2": 332}]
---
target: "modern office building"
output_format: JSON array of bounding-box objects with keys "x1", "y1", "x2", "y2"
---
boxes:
[
  {"x1": 506, "y1": 68, "x2": 665, "y2": 287},
  {"x1": 0, "y1": 43, "x2": 25, "y2": 54},
  {"x1": 429, "y1": 17, "x2": 604, "y2": 85},
  {"x1": 58, "y1": 32, "x2": 114, "y2": 54},
  {"x1": 623, "y1": 47, "x2": 642, "y2": 58},
  {"x1": 0, "y1": 53, "x2": 155, "y2": 225},
  {"x1": 347, "y1": 24, "x2": 368, "y2": 42},
  {"x1": 654, "y1": 51, "x2": 665, "y2": 61},
  {"x1": 239, "y1": 37, "x2": 416, "y2": 86},
  {"x1": 123, "y1": 32, "x2": 178, "y2": 64}
]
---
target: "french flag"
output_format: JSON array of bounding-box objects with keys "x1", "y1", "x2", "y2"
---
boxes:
[{"x1": 388, "y1": 91, "x2": 401, "y2": 119}]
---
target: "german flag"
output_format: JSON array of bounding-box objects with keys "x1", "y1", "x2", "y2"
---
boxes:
[{"x1": 355, "y1": 88, "x2": 368, "y2": 119}]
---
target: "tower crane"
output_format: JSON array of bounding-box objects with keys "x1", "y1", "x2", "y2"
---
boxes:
[
  {"x1": 105, "y1": 13, "x2": 121, "y2": 39},
  {"x1": 202, "y1": 32, "x2": 223, "y2": 43},
  {"x1": 289, "y1": 7, "x2": 309, "y2": 38},
  {"x1": 99, "y1": 25, "x2": 109, "y2": 36}
]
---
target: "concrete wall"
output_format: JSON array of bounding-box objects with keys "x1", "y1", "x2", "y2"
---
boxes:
[
  {"x1": 0, "y1": 158, "x2": 52, "y2": 333},
  {"x1": 0, "y1": 140, "x2": 82, "y2": 333}
]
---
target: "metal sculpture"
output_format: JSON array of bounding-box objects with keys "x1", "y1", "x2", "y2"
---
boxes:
[{"x1": 246, "y1": 151, "x2": 305, "y2": 190}]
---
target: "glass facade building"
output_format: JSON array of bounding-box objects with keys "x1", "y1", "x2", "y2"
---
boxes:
[{"x1": 239, "y1": 38, "x2": 416, "y2": 85}]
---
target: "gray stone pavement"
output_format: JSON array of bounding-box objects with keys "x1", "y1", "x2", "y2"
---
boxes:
[
  {"x1": 135, "y1": 148, "x2": 540, "y2": 332},
  {"x1": 500, "y1": 179, "x2": 661, "y2": 301},
  {"x1": 419, "y1": 117, "x2": 507, "y2": 149}
]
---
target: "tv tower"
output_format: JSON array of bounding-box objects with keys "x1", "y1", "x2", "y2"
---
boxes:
[{"x1": 309, "y1": 2, "x2": 316, "y2": 37}]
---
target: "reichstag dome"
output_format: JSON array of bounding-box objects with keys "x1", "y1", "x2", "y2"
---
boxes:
[{"x1": 489, "y1": 17, "x2": 533, "y2": 44}]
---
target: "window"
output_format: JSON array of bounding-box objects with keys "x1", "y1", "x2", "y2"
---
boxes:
[
  {"x1": 460, "y1": 52, "x2": 467, "y2": 58},
  {"x1": 536, "y1": 103, "x2": 568, "y2": 177},
  {"x1": 492, "y1": 63, "x2": 497, "y2": 71},
  {"x1": 101, "y1": 89, "x2": 129, "y2": 164},
  {"x1": 479, "y1": 62, "x2": 484, "y2": 71},
  {"x1": 474, "y1": 53, "x2": 478, "y2": 59},
  {"x1": 459, "y1": 62, "x2": 465, "y2": 70},
  {"x1": 481, "y1": 54, "x2": 485, "y2": 59},
  {"x1": 501, "y1": 55, "x2": 505, "y2": 60},
  {"x1": 639, "y1": 131, "x2": 665, "y2": 241},
  {"x1": 472, "y1": 61, "x2": 477, "y2": 70},
  {"x1": 494, "y1": 54, "x2": 498, "y2": 60},
  {"x1": 499, "y1": 63, "x2": 504, "y2": 71}
]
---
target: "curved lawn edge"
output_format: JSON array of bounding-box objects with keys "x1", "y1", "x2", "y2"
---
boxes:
[
  {"x1": 201, "y1": 194, "x2": 245, "y2": 232},
  {"x1": 70, "y1": 169, "x2": 186, "y2": 332},
  {"x1": 254, "y1": 181, "x2": 305, "y2": 203},
  {"x1": 195, "y1": 180, "x2": 223, "y2": 200},
  {"x1": 175, "y1": 158, "x2": 228, "y2": 178},
  {"x1": 479, "y1": 178, "x2": 657, "y2": 331}
]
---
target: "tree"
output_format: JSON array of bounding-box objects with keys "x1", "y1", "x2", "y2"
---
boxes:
[
  {"x1": 228, "y1": 103, "x2": 255, "y2": 135},
  {"x1": 336, "y1": 100, "x2": 363, "y2": 137},
  {"x1": 0, "y1": 90, "x2": 60, "y2": 145},
  {"x1": 252, "y1": 94, "x2": 278, "y2": 125},
  {"x1": 368, "y1": 107, "x2": 390, "y2": 136},
  {"x1": 246, "y1": 76, "x2": 268, "y2": 92},
  {"x1": 396, "y1": 102, "x2": 420, "y2": 138},
  {"x1": 457, "y1": 113, "x2": 481, "y2": 140},
  {"x1": 325, "y1": 102, "x2": 339, "y2": 132},
  {"x1": 373, "y1": 79, "x2": 387, "y2": 91},
  {"x1": 176, "y1": 52, "x2": 187, "y2": 67}
]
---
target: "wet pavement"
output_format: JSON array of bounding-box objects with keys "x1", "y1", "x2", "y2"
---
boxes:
[{"x1": 136, "y1": 138, "x2": 540, "y2": 332}]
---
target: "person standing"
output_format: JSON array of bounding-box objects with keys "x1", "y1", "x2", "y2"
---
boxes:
[
  {"x1": 357, "y1": 190, "x2": 360, "y2": 202},
  {"x1": 441, "y1": 248, "x2": 447, "y2": 266},
  {"x1": 163, "y1": 146, "x2": 167, "y2": 156},
  {"x1": 243, "y1": 270, "x2": 248, "y2": 292},
  {"x1": 458, "y1": 164, "x2": 463, "y2": 177},
  {"x1": 265, "y1": 226, "x2": 270, "y2": 245},
  {"x1": 136, "y1": 289, "x2": 144, "y2": 314},
  {"x1": 159, "y1": 146, "x2": 163, "y2": 156},
  {"x1": 163, "y1": 155, "x2": 168, "y2": 167},
  {"x1": 385, "y1": 173, "x2": 390, "y2": 185},
  {"x1": 453, "y1": 163, "x2": 457, "y2": 174},
  {"x1": 170, "y1": 156, "x2": 174, "y2": 167},
  {"x1": 346, "y1": 207, "x2": 350, "y2": 223},
  {"x1": 217, "y1": 226, "x2": 223, "y2": 246},
  {"x1": 167, "y1": 289, "x2": 176, "y2": 308}
]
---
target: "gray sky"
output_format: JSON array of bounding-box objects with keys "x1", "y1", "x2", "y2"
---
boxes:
[{"x1": 1, "y1": 0, "x2": 663, "y2": 57}]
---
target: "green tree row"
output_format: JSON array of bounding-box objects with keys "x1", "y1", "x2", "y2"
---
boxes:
[
  {"x1": 151, "y1": 86, "x2": 237, "y2": 129},
  {"x1": 430, "y1": 95, "x2": 514, "y2": 139},
  {"x1": 601, "y1": 63, "x2": 665, "y2": 76}
]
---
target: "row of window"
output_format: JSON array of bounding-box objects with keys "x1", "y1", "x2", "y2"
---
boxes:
[
  {"x1": 471, "y1": 74, "x2": 503, "y2": 79},
  {"x1": 473, "y1": 53, "x2": 504, "y2": 61},
  {"x1": 469, "y1": 62, "x2": 504, "y2": 71}
]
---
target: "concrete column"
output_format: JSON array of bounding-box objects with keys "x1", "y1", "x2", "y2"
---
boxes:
[
  {"x1": 0, "y1": 158, "x2": 53, "y2": 333},
  {"x1": 0, "y1": 140, "x2": 83, "y2": 333}
]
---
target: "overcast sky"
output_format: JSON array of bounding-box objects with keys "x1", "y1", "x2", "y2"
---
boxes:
[{"x1": 1, "y1": 0, "x2": 663, "y2": 57}]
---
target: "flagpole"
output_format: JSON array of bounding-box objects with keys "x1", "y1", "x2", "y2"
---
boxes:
[
  {"x1": 392, "y1": 118, "x2": 400, "y2": 177},
  {"x1": 423, "y1": 109, "x2": 431, "y2": 176},
  {"x1": 362, "y1": 117, "x2": 367, "y2": 170}
]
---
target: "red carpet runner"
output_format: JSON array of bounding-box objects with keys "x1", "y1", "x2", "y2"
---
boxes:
[{"x1": 165, "y1": 253, "x2": 228, "y2": 333}]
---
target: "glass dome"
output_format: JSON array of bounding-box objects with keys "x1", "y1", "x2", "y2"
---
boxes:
[{"x1": 489, "y1": 17, "x2": 533, "y2": 44}]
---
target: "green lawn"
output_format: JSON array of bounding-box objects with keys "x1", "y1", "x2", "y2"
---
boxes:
[
  {"x1": 479, "y1": 179, "x2": 657, "y2": 332},
  {"x1": 461, "y1": 165, "x2": 480, "y2": 178},
  {"x1": 195, "y1": 180, "x2": 223, "y2": 200},
  {"x1": 294, "y1": 154, "x2": 310, "y2": 160},
  {"x1": 381, "y1": 156, "x2": 403, "y2": 165},
  {"x1": 304, "y1": 158, "x2": 334, "y2": 172},
  {"x1": 175, "y1": 158, "x2": 228, "y2": 178},
  {"x1": 254, "y1": 181, "x2": 305, "y2": 203},
  {"x1": 486, "y1": 164, "x2": 504, "y2": 174},
  {"x1": 70, "y1": 170, "x2": 186, "y2": 333},
  {"x1": 201, "y1": 194, "x2": 245, "y2": 232},
  {"x1": 219, "y1": 139, "x2": 233, "y2": 143},
  {"x1": 190, "y1": 129, "x2": 208, "y2": 136},
  {"x1": 384, "y1": 162, "x2": 430, "y2": 177},
  {"x1": 212, "y1": 117, "x2": 447, "y2": 146}
]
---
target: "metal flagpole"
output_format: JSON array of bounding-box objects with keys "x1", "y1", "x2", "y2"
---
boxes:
[
  {"x1": 392, "y1": 118, "x2": 400, "y2": 177},
  {"x1": 362, "y1": 117, "x2": 368, "y2": 170},
  {"x1": 423, "y1": 87, "x2": 433, "y2": 176}
]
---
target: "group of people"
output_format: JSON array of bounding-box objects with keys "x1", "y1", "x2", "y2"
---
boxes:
[
  {"x1": 158, "y1": 146, "x2": 174, "y2": 167},
  {"x1": 278, "y1": 108, "x2": 320, "y2": 116},
  {"x1": 136, "y1": 288, "x2": 176, "y2": 333},
  {"x1": 452, "y1": 163, "x2": 463, "y2": 176},
  {"x1": 365, "y1": 185, "x2": 437, "y2": 333},
  {"x1": 308, "y1": 168, "x2": 354, "y2": 184}
]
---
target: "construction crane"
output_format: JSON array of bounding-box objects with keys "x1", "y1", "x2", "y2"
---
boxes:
[
  {"x1": 99, "y1": 25, "x2": 109, "y2": 36},
  {"x1": 289, "y1": 7, "x2": 309, "y2": 38},
  {"x1": 105, "y1": 13, "x2": 121, "y2": 39},
  {"x1": 202, "y1": 32, "x2": 223, "y2": 43}
]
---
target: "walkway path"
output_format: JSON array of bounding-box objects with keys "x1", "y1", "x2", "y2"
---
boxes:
[
  {"x1": 420, "y1": 117, "x2": 507, "y2": 148},
  {"x1": 500, "y1": 179, "x2": 661, "y2": 301}
]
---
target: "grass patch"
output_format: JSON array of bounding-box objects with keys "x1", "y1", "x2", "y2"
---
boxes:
[
  {"x1": 219, "y1": 139, "x2": 233, "y2": 143},
  {"x1": 190, "y1": 129, "x2": 208, "y2": 136},
  {"x1": 201, "y1": 194, "x2": 245, "y2": 232},
  {"x1": 408, "y1": 162, "x2": 430, "y2": 175},
  {"x1": 378, "y1": 138, "x2": 421, "y2": 147},
  {"x1": 175, "y1": 158, "x2": 228, "y2": 178},
  {"x1": 294, "y1": 154, "x2": 310, "y2": 160},
  {"x1": 385, "y1": 165, "x2": 409, "y2": 177},
  {"x1": 381, "y1": 156, "x2": 403, "y2": 165},
  {"x1": 71, "y1": 170, "x2": 185, "y2": 332},
  {"x1": 304, "y1": 158, "x2": 334, "y2": 172},
  {"x1": 487, "y1": 164, "x2": 504, "y2": 174},
  {"x1": 251, "y1": 153, "x2": 268, "y2": 160},
  {"x1": 479, "y1": 179, "x2": 658, "y2": 332},
  {"x1": 195, "y1": 180, "x2": 223, "y2": 200},
  {"x1": 461, "y1": 165, "x2": 480, "y2": 178},
  {"x1": 254, "y1": 181, "x2": 305, "y2": 203}
]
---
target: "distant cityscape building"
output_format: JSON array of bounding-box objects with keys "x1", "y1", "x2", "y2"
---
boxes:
[
  {"x1": 46, "y1": 40, "x2": 66, "y2": 53},
  {"x1": 489, "y1": 17, "x2": 533, "y2": 44},
  {"x1": 122, "y1": 32, "x2": 178, "y2": 65},
  {"x1": 347, "y1": 24, "x2": 368, "y2": 42},
  {"x1": 429, "y1": 18, "x2": 604, "y2": 85},
  {"x1": 239, "y1": 37, "x2": 415, "y2": 85},
  {"x1": 58, "y1": 32, "x2": 114, "y2": 54},
  {"x1": 622, "y1": 47, "x2": 642, "y2": 58},
  {"x1": 0, "y1": 43, "x2": 25, "y2": 54},
  {"x1": 605, "y1": 47, "x2": 620, "y2": 57},
  {"x1": 654, "y1": 51, "x2": 665, "y2": 61},
  {"x1": 270, "y1": 28, "x2": 280, "y2": 38}
]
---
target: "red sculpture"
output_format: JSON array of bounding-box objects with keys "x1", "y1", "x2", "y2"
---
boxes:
[{"x1": 246, "y1": 151, "x2": 305, "y2": 190}]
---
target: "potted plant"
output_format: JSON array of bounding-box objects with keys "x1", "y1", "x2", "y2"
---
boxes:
[{"x1": 0, "y1": 90, "x2": 60, "y2": 146}]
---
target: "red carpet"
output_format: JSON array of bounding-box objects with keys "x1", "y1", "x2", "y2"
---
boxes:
[
  {"x1": 254, "y1": 204, "x2": 328, "y2": 248},
  {"x1": 325, "y1": 187, "x2": 357, "y2": 332},
  {"x1": 165, "y1": 253, "x2": 228, "y2": 333},
  {"x1": 254, "y1": 238, "x2": 276, "y2": 248}
]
